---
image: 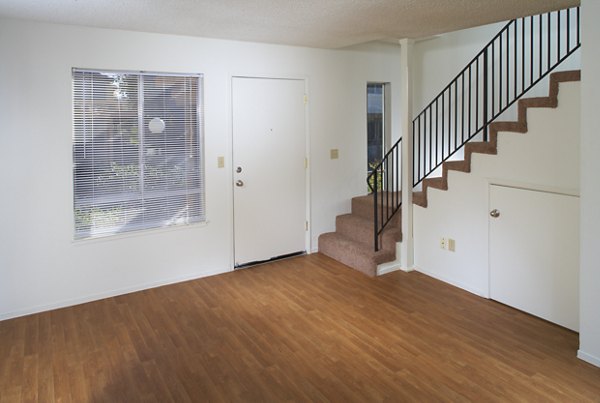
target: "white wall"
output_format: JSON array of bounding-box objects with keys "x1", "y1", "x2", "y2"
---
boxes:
[
  {"x1": 413, "y1": 17, "x2": 581, "y2": 121},
  {"x1": 0, "y1": 19, "x2": 401, "y2": 319},
  {"x1": 413, "y1": 81, "x2": 580, "y2": 296},
  {"x1": 578, "y1": 0, "x2": 600, "y2": 368},
  {"x1": 413, "y1": 23, "x2": 503, "y2": 114},
  {"x1": 412, "y1": 8, "x2": 598, "y2": 368}
]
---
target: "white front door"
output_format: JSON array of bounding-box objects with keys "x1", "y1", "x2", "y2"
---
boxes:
[
  {"x1": 489, "y1": 185, "x2": 579, "y2": 331},
  {"x1": 232, "y1": 77, "x2": 306, "y2": 267}
]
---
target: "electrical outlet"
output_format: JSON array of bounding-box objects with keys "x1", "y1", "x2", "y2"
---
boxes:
[
  {"x1": 330, "y1": 149, "x2": 339, "y2": 159},
  {"x1": 448, "y1": 238, "x2": 456, "y2": 252},
  {"x1": 440, "y1": 237, "x2": 446, "y2": 250}
]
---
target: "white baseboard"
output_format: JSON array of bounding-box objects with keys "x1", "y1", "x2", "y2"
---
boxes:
[
  {"x1": 414, "y1": 266, "x2": 488, "y2": 298},
  {"x1": 578, "y1": 350, "x2": 600, "y2": 368},
  {"x1": 377, "y1": 261, "x2": 401, "y2": 276},
  {"x1": 0, "y1": 267, "x2": 228, "y2": 322},
  {"x1": 377, "y1": 261, "x2": 415, "y2": 276}
]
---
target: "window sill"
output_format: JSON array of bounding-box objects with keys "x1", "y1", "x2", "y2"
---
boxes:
[{"x1": 71, "y1": 220, "x2": 210, "y2": 246}]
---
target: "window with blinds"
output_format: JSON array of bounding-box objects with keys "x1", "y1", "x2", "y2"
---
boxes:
[{"x1": 72, "y1": 69, "x2": 205, "y2": 239}]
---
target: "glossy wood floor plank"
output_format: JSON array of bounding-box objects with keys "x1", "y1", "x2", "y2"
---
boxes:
[{"x1": 1, "y1": 253, "x2": 599, "y2": 402}]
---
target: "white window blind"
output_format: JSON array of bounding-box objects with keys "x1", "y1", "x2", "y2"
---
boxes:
[{"x1": 72, "y1": 69, "x2": 204, "y2": 239}]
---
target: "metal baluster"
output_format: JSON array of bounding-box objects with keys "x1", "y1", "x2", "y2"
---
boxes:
[
  {"x1": 380, "y1": 164, "x2": 383, "y2": 240},
  {"x1": 506, "y1": 26, "x2": 510, "y2": 106},
  {"x1": 435, "y1": 99, "x2": 439, "y2": 167},
  {"x1": 547, "y1": 13, "x2": 551, "y2": 71},
  {"x1": 395, "y1": 145, "x2": 398, "y2": 206},
  {"x1": 483, "y1": 48, "x2": 489, "y2": 142},
  {"x1": 577, "y1": 7, "x2": 580, "y2": 45},
  {"x1": 567, "y1": 8, "x2": 570, "y2": 53},
  {"x1": 441, "y1": 89, "x2": 445, "y2": 159},
  {"x1": 506, "y1": 26, "x2": 510, "y2": 108},
  {"x1": 461, "y1": 73, "x2": 465, "y2": 143},
  {"x1": 429, "y1": 104, "x2": 433, "y2": 171},
  {"x1": 454, "y1": 80, "x2": 458, "y2": 148},
  {"x1": 417, "y1": 116, "x2": 421, "y2": 184},
  {"x1": 391, "y1": 151, "x2": 394, "y2": 210},
  {"x1": 476, "y1": 58, "x2": 479, "y2": 133},
  {"x1": 491, "y1": 41, "x2": 495, "y2": 128},
  {"x1": 373, "y1": 170, "x2": 378, "y2": 251},
  {"x1": 530, "y1": 16, "x2": 534, "y2": 87},
  {"x1": 539, "y1": 14, "x2": 542, "y2": 80},
  {"x1": 522, "y1": 17, "x2": 525, "y2": 94},
  {"x1": 419, "y1": 113, "x2": 427, "y2": 178},
  {"x1": 558, "y1": 10, "x2": 561, "y2": 61},
  {"x1": 514, "y1": 20, "x2": 517, "y2": 103},
  {"x1": 500, "y1": 29, "x2": 503, "y2": 111},
  {"x1": 468, "y1": 65, "x2": 472, "y2": 141},
  {"x1": 385, "y1": 158, "x2": 389, "y2": 222}
]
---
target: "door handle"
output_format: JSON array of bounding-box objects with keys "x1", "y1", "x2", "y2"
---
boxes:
[
  {"x1": 235, "y1": 180, "x2": 244, "y2": 187},
  {"x1": 490, "y1": 209, "x2": 500, "y2": 218}
]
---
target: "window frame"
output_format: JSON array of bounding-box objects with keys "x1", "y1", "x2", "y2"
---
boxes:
[{"x1": 72, "y1": 68, "x2": 205, "y2": 240}]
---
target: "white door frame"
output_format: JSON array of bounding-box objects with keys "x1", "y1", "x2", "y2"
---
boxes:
[{"x1": 229, "y1": 74, "x2": 311, "y2": 268}]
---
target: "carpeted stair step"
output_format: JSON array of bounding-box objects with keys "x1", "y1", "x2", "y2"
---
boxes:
[
  {"x1": 318, "y1": 191, "x2": 402, "y2": 276},
  {"x1": 412, "y1": 191, "x2": 427, "y2": 208},
  {"x1": 423, "y1": 177, "x2": 448, "y2": 191},
  {"x1": 351, "y1": 193, "x2": 402, "y2": 226},
  {"x1": 413, "y1": 70, "x2": 580, "y2": 210},
  {"x1": 336, "y1": 214, "x2": 401, "y2": 251},
  {"x1": 318, "y1": 232, "x2": 395, "y2": 277}
]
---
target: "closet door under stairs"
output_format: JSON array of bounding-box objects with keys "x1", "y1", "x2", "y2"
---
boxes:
[{"x1": 489, "y1": 184, "x2": 579, "y2": 331}]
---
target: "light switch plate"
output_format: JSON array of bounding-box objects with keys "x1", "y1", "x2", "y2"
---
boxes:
[
  {"x1": 217, "y1": 156, "x2": 225, "y2": 168},
  {"x1": 330, "y1": 149, "x2": 339, "y2": 159}
]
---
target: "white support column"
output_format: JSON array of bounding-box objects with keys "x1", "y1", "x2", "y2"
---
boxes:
[
  {"x1": 400, "y1": 38, "x2": 415, "y2": 271},
  {"x1": 579, "y1": 0, "x2": 600, "y2": 368}
]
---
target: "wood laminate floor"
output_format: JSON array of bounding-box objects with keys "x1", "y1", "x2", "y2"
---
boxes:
[{"x1": 1, "y1": 253, "x2": 599, "y2": 402}]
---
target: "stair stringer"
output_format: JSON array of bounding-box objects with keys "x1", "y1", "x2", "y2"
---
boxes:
[
  {"x1": 412, "y1": 72, "x2": 580, "y2": 297},
  {"x1": 413, "y1": 70, "x2": 581, "y2": 208},
  {"x1": 376, "y1": 242, "x2": 405, "y2": 276}
]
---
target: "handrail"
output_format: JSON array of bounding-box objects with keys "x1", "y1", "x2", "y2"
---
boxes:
[
  {"x1": 413, "y1": 6, "x2": 581, "y2": 187},
  {"x1": 367, "y1": 137, "x2": 402, "y2": 251},
  {"x1": 367, "y1": 6, "x2": 580, "y2": 252}
]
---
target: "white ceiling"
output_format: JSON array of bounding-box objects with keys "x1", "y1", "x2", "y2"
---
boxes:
[{"x1": 0, "y1": 0, "x2": 580, "y2": 49}]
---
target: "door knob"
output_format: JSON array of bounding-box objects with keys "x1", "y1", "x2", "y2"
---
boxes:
[
  {"x1": 490, "y1": 209, "x2": 500, "y2": 218},
  {"x1": 236, "y1": 166, "x2": 243, "y2": 173},
  {"x1": 235, "y1": 180, "x2": 244, "y2": 187}
]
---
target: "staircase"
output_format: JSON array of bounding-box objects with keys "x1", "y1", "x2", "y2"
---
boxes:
[
  {"x1": 318, "y1": 6, "x2": 580, "y2": 277},
  {"x1": 318, "y1": 193, "x2": 401, "y2": 277},
  {"x1": 413, "y1": 70, "x2": 580, "y2": 208}
]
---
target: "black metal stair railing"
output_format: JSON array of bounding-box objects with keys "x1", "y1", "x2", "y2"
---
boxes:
[
  {"x1": 367, "y1": 6, "x2": 580, "y2": 252},
  {"x1": 413, "y1": 6, "x2": 581, "y2": 187},
  {"x1": 367, "y1": 138, "x2": 401, "y2": 251}
]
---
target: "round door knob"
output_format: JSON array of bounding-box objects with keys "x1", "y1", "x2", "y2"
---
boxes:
[
  {"x1": 490, "y1": 209, "x2": 500, "y2": 218},
  {"x1": 235, "y1": 180, "x2": 244, "y2": 187}
]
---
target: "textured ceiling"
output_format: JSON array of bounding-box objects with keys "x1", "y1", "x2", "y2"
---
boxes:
[{"x1": 0, "y1": 0, "x2": 580, "y2": 48}]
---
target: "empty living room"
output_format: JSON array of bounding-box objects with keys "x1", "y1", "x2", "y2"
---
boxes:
[{"x1": 1, "y1": 0, "x2": 599, "y2": 401}]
